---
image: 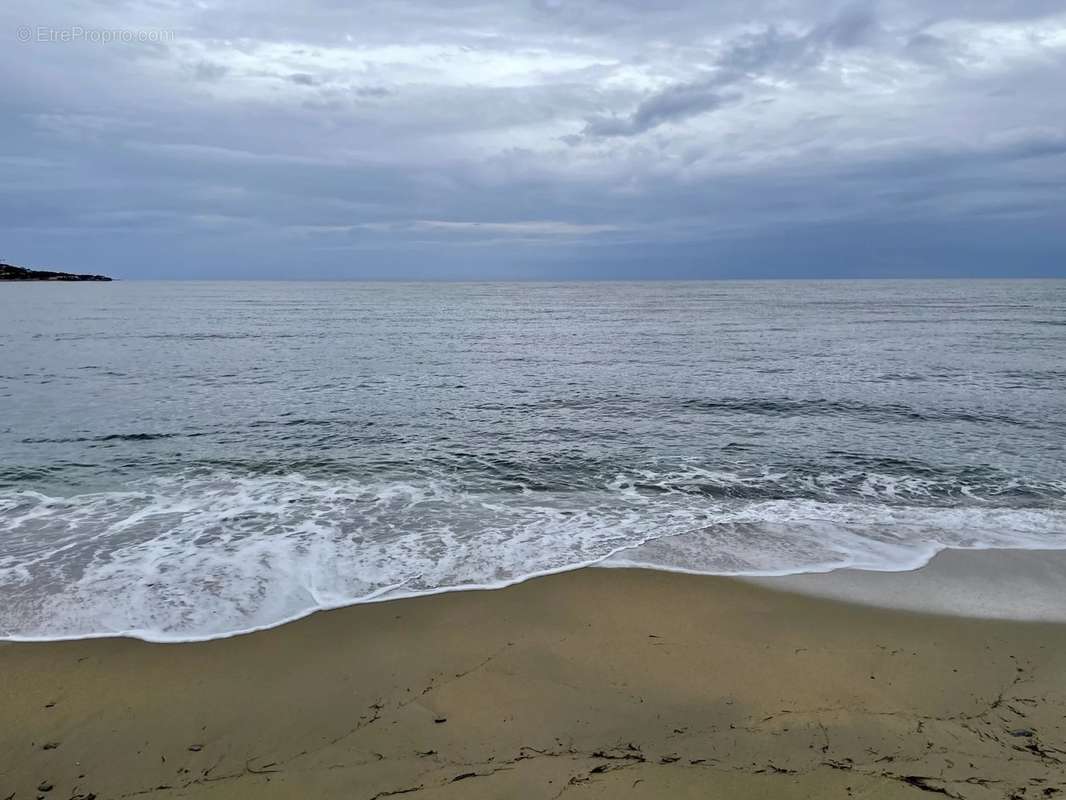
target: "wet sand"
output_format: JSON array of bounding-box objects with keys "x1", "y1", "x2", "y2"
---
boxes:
[
  {"x1": 3, "y1": 559, "x2": 1066, "y2": 799},
  {"x1": 746, "y1": 548, "x2": 1066, "y2": 622}
]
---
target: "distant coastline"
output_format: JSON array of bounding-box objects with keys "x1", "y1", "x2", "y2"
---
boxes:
[{"x1": 0, "y1": 262, "x2": 112, "y2": 282}]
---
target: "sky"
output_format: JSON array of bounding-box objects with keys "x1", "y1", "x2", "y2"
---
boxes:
[{"x1": 2, "y1": 0, "x2": 1065, "y2": 279}]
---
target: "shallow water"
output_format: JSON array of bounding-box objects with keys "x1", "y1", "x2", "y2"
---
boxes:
[{"x1": 2, "y1": 280, "x2": 1065, "y2": 640}]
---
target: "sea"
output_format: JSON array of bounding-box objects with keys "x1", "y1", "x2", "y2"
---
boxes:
[{"x1": 2, "y1": 280, "x2": 1065, "y2": 641}]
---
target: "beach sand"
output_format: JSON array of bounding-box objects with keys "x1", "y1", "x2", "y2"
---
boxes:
[{"x1": 3, "y1": 553, "x2": 1066, "y2": 799}]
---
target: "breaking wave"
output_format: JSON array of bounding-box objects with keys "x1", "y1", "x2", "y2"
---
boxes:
[{"x1": 2, "y1": 467, "x2": 1064, "y2": 642}]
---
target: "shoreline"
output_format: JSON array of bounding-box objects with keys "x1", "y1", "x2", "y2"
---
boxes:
[
  {"x1": 6, "y1": 546, "x2": 1066, "y2": 645},
  {"x1": 750, "y1": 546, "x2": 1066, "y2": 622},
  {"x1": 3, "y1": 563, "x2": 1065, "y2": 799}
]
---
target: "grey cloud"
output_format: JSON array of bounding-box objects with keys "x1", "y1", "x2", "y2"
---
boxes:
[
  {"x1": 0, "y1": 0, "x2": 1064, "y2": 278},
  {"x1": 584, "y1": 86, "x2": 737, "y2": 137},
  {"x1": 354, "y1": 86, "x2": 392, "y2": 98},
  {"x1": 193, "y1": 60, "x2": 229, "y2": 81},
  {"x1": 583, "y1": 4, "x2": 882, "y2": 138},
  {"x1": 904, "y1": 32, "x2": 951, "y2": 62},
  {"x1": 812, "y1": 3, "x2": 880, "y2": 48},
  {"x1": 717, "y1": 4, "x2": 880, "y2": 75}
]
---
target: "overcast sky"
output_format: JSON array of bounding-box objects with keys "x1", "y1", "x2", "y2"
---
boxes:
[{"x1": 3, "y1": 1, "x2": 1065, "y2": 279}]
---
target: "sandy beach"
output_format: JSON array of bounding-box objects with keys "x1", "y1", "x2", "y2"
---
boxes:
[{"x1": 3, "y1": 552, "x2": 1066, "y2": 800}]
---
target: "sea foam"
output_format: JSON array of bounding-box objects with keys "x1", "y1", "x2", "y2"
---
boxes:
[{"x1": 2, "y1": 469, "x2": 1064, "y2": 642}]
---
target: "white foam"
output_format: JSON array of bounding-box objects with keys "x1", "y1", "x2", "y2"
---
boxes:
[{"x1": 1, "y1": 471, "x2": 1064, "y2": 641}]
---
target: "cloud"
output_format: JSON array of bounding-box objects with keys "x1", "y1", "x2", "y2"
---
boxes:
[
  {"x1": 404, "y1": 220, "x2": 623, "y2": 236},
  {"x1": 193, "y1": 60, "x2": 229, "y2": 81},
  {"x1": 583, "y1": 4, "x2": 884, "y2": 138},
  {"x1": 354, "y1": 86, "x2": 392, "y2": 98},
  {"x1": 0, "y1": 0, "x2": 1064, "y2": 277},
  {"x1": 584, "y1": 85, "x2": 739, "y2": 137}
]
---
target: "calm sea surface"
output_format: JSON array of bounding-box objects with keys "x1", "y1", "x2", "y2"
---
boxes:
[{"x1": 2, "y1": 280, "x2": 1065, "y2": 640}]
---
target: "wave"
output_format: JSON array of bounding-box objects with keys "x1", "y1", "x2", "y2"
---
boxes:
[
  {"x1": 21, "y1": 432, "x2": 182, "y2": 444},
  {"x1": 1, "y1": 468, "x2": 1064, "y2": 642},
  {"x1": 473, "y1": 395, "x2": 1049, "y2": 429}
]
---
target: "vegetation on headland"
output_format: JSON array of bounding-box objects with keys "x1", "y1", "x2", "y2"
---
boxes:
[{"x1": 0, "y1": 262, "x2": 113, "y2": 281}]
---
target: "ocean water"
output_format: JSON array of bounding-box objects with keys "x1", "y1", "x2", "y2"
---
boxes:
[{"x1": 1, "y1": 280, "x2": 1065, "y2": 641}]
